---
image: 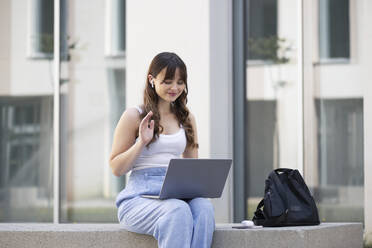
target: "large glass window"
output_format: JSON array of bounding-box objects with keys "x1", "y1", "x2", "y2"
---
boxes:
[
  {"x1": 105, "y1": 0, "x2": 126, "y2": 57},
  {"x1": 59, "y1": 0, "x2": 126, "y2": 223},
  {"x1": 309, "y1": 100, "x2": 364, "y2": 223},
  {"x1": 245, "y1": 0, "x2": 300, "y2": 218},
  {"x1": 27, "y1": 0, "x2": 68, "y2": 60},
  {"x1": 319, "y1": 0, "x2": 350, "y2": 60},
  {"x1": 303, "y1": 0, "x2": 364, "y2": 223},
  {"x1": 27, "y1": 0, "x2": 54, "y2": 59},
  {"x1": 0, "y1": 98, "x2": 53, "y2": 222},
  {"x1": 1, "y1": 0, "x2": 126, "y2": 223},
  {"x1": 0, "y1": 1, "x2": 54, "y2": 222},
  {"x1": 243, "y1": 0, "x2": 364, "y2": 224},
  {"x1": 246, "y1": 0, "x2": 278, "y2": 61}
]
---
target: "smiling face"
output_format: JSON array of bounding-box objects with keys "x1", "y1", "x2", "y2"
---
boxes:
[{"x1": 149, "y1": 67, "x2": 186, "y2": 103}]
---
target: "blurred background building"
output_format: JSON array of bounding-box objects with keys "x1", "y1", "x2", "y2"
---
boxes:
[{"x1": 0, "y1": 0, "x2": 371, "y2": 242}]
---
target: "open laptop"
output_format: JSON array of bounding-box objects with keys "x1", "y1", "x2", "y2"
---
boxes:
[{"x1": 141, "y1": 158, "x2": 232, "y2": 200}]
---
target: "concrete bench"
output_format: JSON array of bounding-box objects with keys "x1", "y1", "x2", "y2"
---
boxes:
[{"x1": 0, "y1": 223, "x2": 363, "y2": 248}]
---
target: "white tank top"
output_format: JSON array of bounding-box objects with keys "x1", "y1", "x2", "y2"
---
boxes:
[{"x1": 131, "y1": 106, "x2": 187, "y2": 171}]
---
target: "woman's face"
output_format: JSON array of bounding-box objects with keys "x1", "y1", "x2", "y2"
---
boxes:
[{"x1": 150, "y1": 67, "x2": 186, "y2": 103}]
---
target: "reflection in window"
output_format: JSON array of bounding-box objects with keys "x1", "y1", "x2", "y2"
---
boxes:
[
  {"x1": 316, "y1": 99, "x2": 363, "y2": 187},
  {"x1": 246, "y1": 101, "x2": 276, "y2": 198},
  {"x1": 0, "y1": 96, "x2": 53, "y2": 222},
  {"x1": 319, "y1": 0, "x2": 350, "y2": 60},
  {"x1": 314, "y1": 98, "x2": 364, "y2": 222},
  {"x1": 246, "y1": 0, "x2": 277, "y2": 61},
  {"x1": 28, "y1": 0, "x2": 54, "y2": 59},
  {"x1": 27, "y1": 0, "x2": 68, "y2": 60},
  {"x1": 105, "y1": 0, "x2": 126, "y2": 57},
  {"x1": 107, "y1": 68, "x2": 126, "y2": 195}
]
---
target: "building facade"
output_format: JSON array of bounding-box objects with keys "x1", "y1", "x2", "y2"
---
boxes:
[{"x1": 0, "y1": 0, "x2": 371, "y2": 243}]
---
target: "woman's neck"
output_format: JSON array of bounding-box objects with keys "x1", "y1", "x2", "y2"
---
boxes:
[{"x1": 157, "y1": 99, "x2": 172, "y2": 116}]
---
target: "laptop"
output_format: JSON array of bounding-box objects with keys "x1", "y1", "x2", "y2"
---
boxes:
[{"x1": 141, "y1": 158, "x2": 232, "y2": 200}]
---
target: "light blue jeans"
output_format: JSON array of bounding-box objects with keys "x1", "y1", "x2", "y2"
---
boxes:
[{"x1": 116, "y1": 167, "x2": 215, "y2": 248}]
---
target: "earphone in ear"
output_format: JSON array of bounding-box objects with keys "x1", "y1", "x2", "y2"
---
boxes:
[{"x1": 151, "y1": 80, "x2": 154, "y2": 88}]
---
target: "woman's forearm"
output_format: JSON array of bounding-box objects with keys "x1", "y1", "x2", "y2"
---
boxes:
[{"x1": 110, "y1": 140, "x2": 146, "y2": 177}]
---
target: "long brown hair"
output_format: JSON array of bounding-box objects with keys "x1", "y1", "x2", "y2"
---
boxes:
[{"x1": 139, "y1": 52, "x2": 198, "y2": 149}]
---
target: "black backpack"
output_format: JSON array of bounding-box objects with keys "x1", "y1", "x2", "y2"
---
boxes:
[{"x1": 252, "y1": 168, "x2": 320, "y2": 227}]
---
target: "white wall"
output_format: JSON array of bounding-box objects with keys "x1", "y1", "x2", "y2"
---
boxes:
[
  {"x1": 126, "y1": 0, "x2": 211, "y2": 158},
  {"x1": 126, "y1": 0, "x2": 233, "y2": 222}
]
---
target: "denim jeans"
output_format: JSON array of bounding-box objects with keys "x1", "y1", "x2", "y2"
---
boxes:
[{"x1": 116, "y1": 167, "x2": 215, "y2": 248}]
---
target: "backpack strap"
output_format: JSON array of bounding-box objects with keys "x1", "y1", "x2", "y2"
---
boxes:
[
  {"x1": 252, "y1": 198, "x2": 288, "y2": 227},
  {"x1": 252, "y1": 199, "x2": 266, "y2": 225}
]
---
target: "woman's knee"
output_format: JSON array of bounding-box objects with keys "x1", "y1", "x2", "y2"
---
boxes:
[
  {"x1": 153, "y1": 200, "x2": 193, "y2": 246},
  {"x1": 189, "y1": 198, "x2": 214, "y2": 212},
  {"x1": 189, "y1": 198, "x2": 215, "y2": 219},
  {"x1": 161, "y1": 199, "x2": 194, "y2": 224}
]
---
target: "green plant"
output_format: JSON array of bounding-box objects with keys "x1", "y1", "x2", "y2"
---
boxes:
[
  {"x1": 247, "y1": 36, "x2": 292, "y2": 64},
  {"x1": 30, "y1": 33, "x2": 78, "y2": 61}
]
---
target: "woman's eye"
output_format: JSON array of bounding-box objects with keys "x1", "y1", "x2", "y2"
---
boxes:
[
  {"x1": 164, "y1": 81, "x2": 172, "y2": 84},
  {"x1": 178, "y1": 81, "x2": 184, "y2": 85}
]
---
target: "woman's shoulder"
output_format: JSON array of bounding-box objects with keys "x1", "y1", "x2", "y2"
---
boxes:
[
  {"x1": 132, "y1": 105, "x2": 144, "y2": 114},
  {"x1": 120, "y1": 106, "x2": 142, "y2": 123}
]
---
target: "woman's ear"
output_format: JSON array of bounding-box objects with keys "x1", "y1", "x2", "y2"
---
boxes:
[{"x1": 148, "y1": 74, "x2": 153, "y2": 82}]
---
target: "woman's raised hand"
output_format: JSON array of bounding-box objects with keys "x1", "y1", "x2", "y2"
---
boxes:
[{"x1": 138, "y1": 111, "x2": 155, "y2": 146}]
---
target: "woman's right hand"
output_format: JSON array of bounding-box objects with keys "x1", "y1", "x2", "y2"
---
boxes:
[{"x1": 138, "y1": 111, "x2": 155, "y2": 146}]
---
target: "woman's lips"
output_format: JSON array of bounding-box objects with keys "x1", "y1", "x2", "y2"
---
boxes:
[{"x1": 168, "y1": 93, "x2": 177, "y2": 97}]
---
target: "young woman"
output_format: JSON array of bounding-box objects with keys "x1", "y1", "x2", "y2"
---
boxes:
[{"x1": 109, "y1": 52, "x2": 215, "y2": 248}]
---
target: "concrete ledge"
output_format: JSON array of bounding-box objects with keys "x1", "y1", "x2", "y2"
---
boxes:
[{"x1": 0, "y1": 223, "x2": 363, "y2": 248}]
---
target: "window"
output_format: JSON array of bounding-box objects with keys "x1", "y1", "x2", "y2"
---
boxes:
[
  {"x1": 28, "y1": 0, "x2": 54, "y2": 59},
  {"x1": 313, "y1": 98, "x2": 363, "y2": 222},
  {"x1": 105, "y1": 0, "x2": 126, "y2": 57},
  {"x1": 319, "y1": 0, "x2": 350, "y2": 60},
  {"x1": 246, "y1": 0, "x2": 278, "y2": 61},
  {"x1": 315, "y1": 99, "x2": 363, "y2": 187},
  {"x1": 107, "y1": 68, "x2": 126, "y2": 196},
  {"x1": 0, "y1": 96, "x2": 53, "y2": 222},
  {"x1": 27, "y1": 0, "x2": 68, "y2": 60}
]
